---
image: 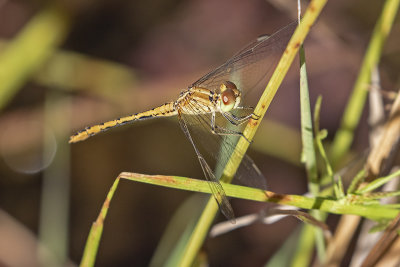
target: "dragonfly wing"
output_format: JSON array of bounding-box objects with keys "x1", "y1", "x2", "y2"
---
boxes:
[
  {"x1": 182, "y1": 97, "x2": 267, "y2": 193},
  {"x1": 178, "y1": 113, "x2": 235, "y2": 222},
  {"x1": 197, "y1": 156, "x2": 236, "y2": 222},
  {"x1": 175, "y1": 23, "x2": 298, "y2": 219},
  {"x1": 191, "y1": 21, "x2": 297, "y2": 106},
  {"x1": 236, "y1": 153, "x2": 267, "y2": 190}
]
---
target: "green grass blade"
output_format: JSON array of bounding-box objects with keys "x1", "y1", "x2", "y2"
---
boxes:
[
  {"x1": 347, "y1": 169, "x2": 367, "y2": 194},
  {"x1": 291, "y1": 225, "x2": 315, "y2": 267},
  {"x1": 39, "y1": 93, "x2": 71, "y2": 266},
  {"x1": 380, "y1": 203, "x2": 400, "y2": 209},
  {"x1": 80, "y1": 177, "x2": 121, "y2": 267},
  {"x1": 357, "y1": 169, "x2": 400, "y2": 194},
  {"x1": 0, "y1": 4, "x2": 70, "y2": 110},
  {"x1": 253, "y1": 120, "x2": 302, "y2": 166},
  {"x1": 164, "y1": 220, "x2": 197, "y2": 267},
  {"x1": 149, "y1": 195, "x2": 207, "y2": 267},
  {"x1": 79, "y1": 169, "x2": 400, "y2": 266},
  {"x1": 117, "y1": 172, "x2": 398, "y2": 220},
  {"x1": 362, "y1": 191, "x2": 400, "y2": 200},
  {"x1": 299, "y1": 43, "x2": 326, "y2": 260},
  {"x1": 300, "y1": 46, "x2": 318, "y2": 186},
  {"x1": 330, "y1": 0, "x2": 400, "y2": 165},
  {"x1": 314, "y1": 97, "x2": 335, "y2": 187},
  {"x1": 265, "y1": 227, "x2": 301, "y2": 267}
]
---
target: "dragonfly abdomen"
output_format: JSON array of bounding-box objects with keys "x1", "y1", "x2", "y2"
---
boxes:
[{"x1": 69, "y1": 102, "x2": 177, "y2": 143}]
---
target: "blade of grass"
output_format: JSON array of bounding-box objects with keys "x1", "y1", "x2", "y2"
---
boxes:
[
  {"x1": 80, "y1": 170, "x2": 400, "y2": 266},
  {"x1": 117, "y1": 172, "x2": 398, "y2": 220},
  {"x1": 265, "y1": 227, "x2": 301, "y2": 267},
  {"x1": 39, "y1": 92, "x2": 71, "y2": 266},
  {"x1": 314, "y1": 97, "x2": 336, "y2": 189},
  {"x1": 36, "y1": 50, "x2": 137, "y2": 100},
  {"x1": 360, "y1": 191, "x2": 400, "y2": 200},
  {"x1": 149, "y1": 194, "x2": 208, "y2": 267},
  {"x1": 381, "y1": 203, "x2": 400, "y2": 209},
  {"x1": 164, "y1": 220, "x2": 197, "y2": 267},
  {"x1": 79, "y1": 177, "x2": 120, "y2": 267},
  {"x1": 357, "y1": 169, "x2": 400, "y2": 194},
  {"x1": 347, "y1": 169, "x2": 367, "y2": 194},
  {"x1": 178, "y1": 1, "x2": 327, "y2": 266},
  {"x1": 330, "y1": 0, "x2": 400, "y2": 166},
  {"x1": 299, "y1": 46, "x2": 318, "y2": 187},
  {"x1": 0, "y1": 4, "x2": 70, "y2": 110},
  {"x1": 291, "y1": 225, "x2": 315, "y2": 267},
  {"x1": 252, "y1": 119, "x2": 302, "y2": 167},
  {"x1": 298, "y1": 42, "x2": 326, "y2": 261}
]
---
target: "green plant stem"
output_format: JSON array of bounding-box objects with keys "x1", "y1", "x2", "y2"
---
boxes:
[
  {"x1": 118, "y1": 173, "x2": 398, "y2": 221},
  {"x1": 39, "y1": 92, "x2": 71, "y2": 266},
  {"x1": 330, "y1": 0, "x2": 400, "y2": 166},
  {"x1": 357, "y1": 169, "x2": 400, "y2": 194}
]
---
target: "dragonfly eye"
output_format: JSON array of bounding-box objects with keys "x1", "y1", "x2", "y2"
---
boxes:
[
  {"x1": 222, "y1": 81, "x2": 238, "y2": 91},
  {"x1": 220, "y1": 87, "x2": 237, "y2": 112},
  {"x1": 220, "y1": 81, "x2": 240, "y2": 112}
]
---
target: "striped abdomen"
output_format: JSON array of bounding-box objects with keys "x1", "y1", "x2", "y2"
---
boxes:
[{"x1": 69, "y1": 102, "x2": 177, "y2": 143}]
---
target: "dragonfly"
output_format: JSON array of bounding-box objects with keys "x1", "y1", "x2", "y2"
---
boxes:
[{"x1": 70, "y1": 22, "x2": 296, "y2": 222}]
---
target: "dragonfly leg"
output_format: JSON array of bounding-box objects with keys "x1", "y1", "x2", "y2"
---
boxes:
[
  {"x1": 222, "y1": 112, "x2": 253, "y2": 126},
  {"x1": 211, "y1": 112, "x2": 252, "y2": 143},
  {"x1": 235, "y1": 106, "x2": 254, "y2": 110},
  {"x1": 251, "y1": 113, "x2": 261, "y2": 120},
  {"x1": 228, "y1": 106, "x2": 260, "y2": 123}
]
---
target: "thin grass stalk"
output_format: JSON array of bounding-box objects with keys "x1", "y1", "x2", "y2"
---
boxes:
[
  {"x1": 330, "y1": 0, "x2": 400, "y2": 166},
  {"x1": 39, "y1": 93, "x2": 71, "y2": 266}
]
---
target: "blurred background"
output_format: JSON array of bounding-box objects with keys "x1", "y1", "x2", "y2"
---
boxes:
[{"x1": 0, "y1": 0, "x2": 399, "y2": 266}]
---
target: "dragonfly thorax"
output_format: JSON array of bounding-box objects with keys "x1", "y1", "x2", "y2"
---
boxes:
[
  {"x1": 219, "y1": 81, "x2": 241, "y2": 112},
  {"x1": 177, "y1": 82, "x2": 241, "y2": 115}
]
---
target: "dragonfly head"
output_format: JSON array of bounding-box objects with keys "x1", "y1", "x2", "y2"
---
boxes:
[{"x1": 219, "y1": 81, "x2": 241, "y2": 112}]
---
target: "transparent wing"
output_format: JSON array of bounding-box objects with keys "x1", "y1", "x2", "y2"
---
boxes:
[
  {"x1": 178, "y1": 112, "x2": 235, "y2": 222},
  {"x1": 177, "y1": 22, "x2": 296, "y2": 220},
  {"x1": 182, "y1": 98, "x2": 267, "y2": 191},
  {"x1": 191, "y1": 21, "x2": 296, "y2": 104}
]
